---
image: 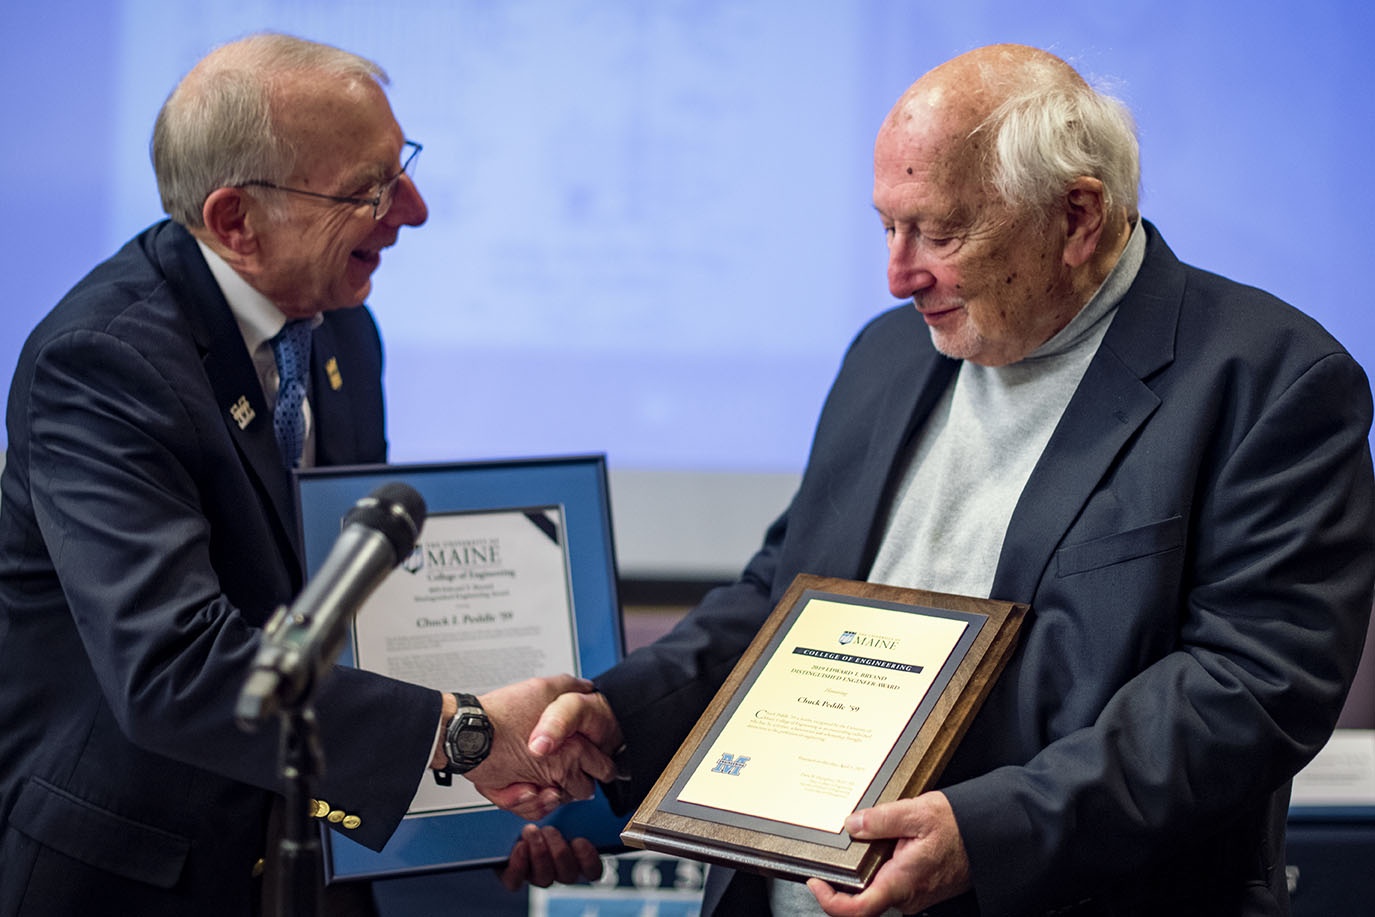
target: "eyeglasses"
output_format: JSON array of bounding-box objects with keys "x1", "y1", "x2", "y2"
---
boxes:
[{"x1": 238, "y1": 140, "x2": 421, "y2": 220}]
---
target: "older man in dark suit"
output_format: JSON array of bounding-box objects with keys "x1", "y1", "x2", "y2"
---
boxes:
[
  {"x1": 0, "y1": 33, "x2": 605, "y2": 916},
  {"x1": 523, "y1": 44, "x2": 1375, "y2": 916}
]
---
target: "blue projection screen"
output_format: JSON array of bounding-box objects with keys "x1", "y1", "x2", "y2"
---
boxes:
[{"x1": 5, "y1": 1, "x2": 1373, "y2": 577}]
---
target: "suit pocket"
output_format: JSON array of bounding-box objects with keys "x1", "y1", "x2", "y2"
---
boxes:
[
  {"x1": 9, "y1": 776, "x2": 190, "y2": 889},
  {"x1": 1055, "y1": 515, "x2": 1184, "y2": 577}
]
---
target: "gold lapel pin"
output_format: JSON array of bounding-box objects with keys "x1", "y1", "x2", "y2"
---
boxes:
[
  {"x1": 229, "y1": 395, "x2": 256, "y2": 430},
  {"x1": 325, "y1": 357, "x2": 343, "y2": 391}
]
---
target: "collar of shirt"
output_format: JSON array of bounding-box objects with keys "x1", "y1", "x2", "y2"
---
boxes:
[{"x1": 194, "y1": 239, "x2": 323, "y2": 365}]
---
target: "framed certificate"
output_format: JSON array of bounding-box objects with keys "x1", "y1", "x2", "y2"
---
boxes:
[
  {"x1": 621, "y1": 574, "x2": 1025, "y2": 890},
  {"x1": 294, "y1": 456, "x2": 627, "y2": 882}
]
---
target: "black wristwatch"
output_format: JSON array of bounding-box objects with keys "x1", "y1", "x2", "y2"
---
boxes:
[{"x1": 441, "y1": 693, "x2": 493, "y2": 777}]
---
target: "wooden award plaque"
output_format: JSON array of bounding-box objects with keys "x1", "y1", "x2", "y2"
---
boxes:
[{"x1": 620, "y1": 574, "x2": 1026, "y2": 890}]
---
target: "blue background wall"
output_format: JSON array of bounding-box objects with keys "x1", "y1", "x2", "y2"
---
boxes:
[{"x1": 5, "y1": 0, "x2": 1372, "y2": 574}]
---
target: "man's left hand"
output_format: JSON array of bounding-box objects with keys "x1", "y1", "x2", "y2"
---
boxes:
[
  {"x1": 498, "y1": 823, "x2": 603, "y2": 891},
  {"x1": 808, "y1": 791, "x2": 971, "y2": 917}
]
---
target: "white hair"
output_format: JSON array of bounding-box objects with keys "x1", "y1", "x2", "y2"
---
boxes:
[
  {"x1": 151, "y1": 32, "x2": 388, "y2": 227},
  {"x1": 973, "y1": 60, "x2": 1141, "y2": 218}
]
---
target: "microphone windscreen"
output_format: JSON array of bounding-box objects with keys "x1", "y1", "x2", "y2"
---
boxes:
[{"x1": 343, "y1": 482, "x2": 427, "y2": 564}]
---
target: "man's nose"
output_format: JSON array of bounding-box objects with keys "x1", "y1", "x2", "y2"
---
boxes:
[
  {"x1": 384, "y1": 174, "x2": 428, "y2": 227},
  {"x1": 887, "y1": 234, "x2": 936, "y2": 299}
]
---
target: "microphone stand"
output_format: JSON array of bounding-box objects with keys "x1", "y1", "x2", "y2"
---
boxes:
[
  {"x1": 237, "y1": 481, "x2": 427, "y2": 915},
  {"x1": 241, "y1": 599, "x2": 332, "y2": 917},
  {"x1": 242, "y1": 598, "x2": 333, "y2": 917},
  {"x1": 275, "y1": 701, "x2": 326, "y2": 917}
]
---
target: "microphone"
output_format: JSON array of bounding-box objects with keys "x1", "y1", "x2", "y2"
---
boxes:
[{"x1": 236, "y1": 482, "x2": 426, "y2": 728}]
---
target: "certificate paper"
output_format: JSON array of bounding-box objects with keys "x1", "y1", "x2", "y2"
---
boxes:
[
  {"x1": 675, "y1": 597, "x2": 967, "y2": 832},
  {"x1": 351, "y1": 507, "x2": 578, "y2": 816},
  {"x1": 622, "y1": 575, "x2": 1025, "y2": 891}
]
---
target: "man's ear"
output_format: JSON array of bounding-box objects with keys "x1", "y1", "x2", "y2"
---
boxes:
[
  {"x1": 201, "y1": 188, "x2": 260, "y2": 256},
  {"x1": 1061, "y1": 177, "x2": 1106, "y2": 268}
]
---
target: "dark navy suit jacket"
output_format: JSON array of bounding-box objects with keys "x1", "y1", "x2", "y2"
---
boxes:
[
  {"x1": 0, "y1": 221, "x2": 437, "y2": 915},
  {"x1": 597, "y1": 225, "x2": 1375, "y2": 916}
]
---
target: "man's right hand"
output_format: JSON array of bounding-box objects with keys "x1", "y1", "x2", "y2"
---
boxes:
[
  {"x1": 479, "y1": 686, "x2": 626, "y2": 817},
  {"x1": 527, "y1": 688, "x2": 624, "y2": 763},
  {"x1": 460, "y1": 675, "x2": 618, "y2": 820}
]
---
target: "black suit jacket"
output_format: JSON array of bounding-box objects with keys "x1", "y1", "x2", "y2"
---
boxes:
[
  {"x1": 597, "y1": 224, "x2": 1375, "y2": 916},
  {"x1": 0, "y1": 222, "x2": 438, "y2": 916}
]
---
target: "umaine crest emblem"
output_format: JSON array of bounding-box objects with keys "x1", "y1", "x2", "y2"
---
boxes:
[{"x1": 403, "y1": 544, "x2": 425, "y2": 574}]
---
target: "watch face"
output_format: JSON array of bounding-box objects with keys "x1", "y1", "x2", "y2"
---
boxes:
[
  {"x1": 455, "y1": 729, "x2": 487, "y2": 754},
  {"x1": 445, "y1": 700, "x2": 493, "y2": 774}
]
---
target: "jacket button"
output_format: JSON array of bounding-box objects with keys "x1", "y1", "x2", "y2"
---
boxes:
[
  {"x1": 327, "y1": 810, "x2": 345, "y2": 823},
  {"x1": 342, "y1": 815, "x2": 362, "y2": 830},
  {"x1": 311, "y1": 800, "x2": 331, "y2": 818},
  {"x1": 252, "y1": 858, "x2": 265, "y2": 878}
]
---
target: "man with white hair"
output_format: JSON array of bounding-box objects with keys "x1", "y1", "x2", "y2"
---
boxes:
[
  {"x1": 0, "y1": 33, "x2": 606, "y2": 915},
  {"x1": 525, "y1": 44, "x2": 1375, "y2": 916}
]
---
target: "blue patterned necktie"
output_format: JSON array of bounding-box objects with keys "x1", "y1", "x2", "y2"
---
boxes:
[{"x1": 270, "y1": 319, "x2": 312, "y2": 469}]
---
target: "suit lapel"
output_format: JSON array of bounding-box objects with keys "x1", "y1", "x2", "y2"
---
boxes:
[
  {"x1": 850, "y1": 338, "x2": 960, "y2": 578},
  {"x1": 153, "y1": 223, "x2": 305, "y2": 577},
  {"x1": 990, "y1": 223, "x2": 1184, "y2": 603},
  {"x1": 990, "y1": 349, "x2": 1160, "y2": 602}
]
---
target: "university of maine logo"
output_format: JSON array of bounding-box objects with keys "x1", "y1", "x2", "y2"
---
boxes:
[{"x1": 403, "y1": 544, "x2": 425, "y2": 574}]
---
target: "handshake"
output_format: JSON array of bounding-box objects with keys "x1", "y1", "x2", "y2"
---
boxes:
[
  {"x1": 432, "y1": 673, "x2": 623, "y2": 888},
  {"x1": 438, "y1": 673, "x2": 972, "y2": 914},
  {"x1": 440, "y1": 673, "x2": 622, "y2": 821},
  {"x1": 440, "y1": 673, "x2": 971, "y2": 914}
]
